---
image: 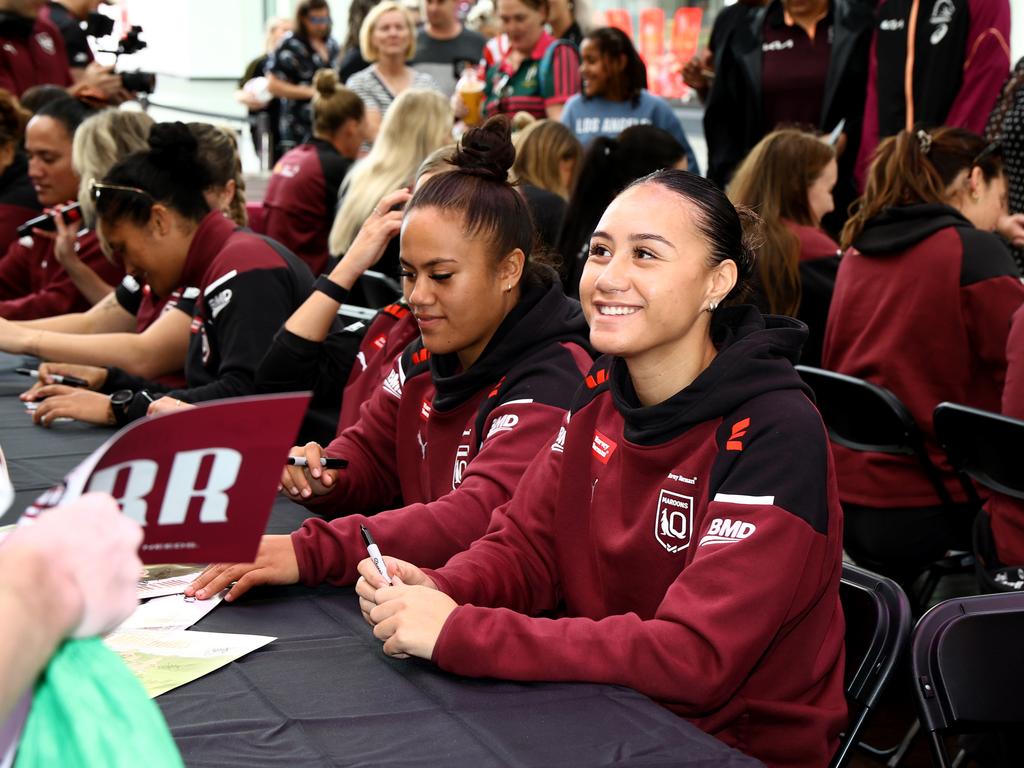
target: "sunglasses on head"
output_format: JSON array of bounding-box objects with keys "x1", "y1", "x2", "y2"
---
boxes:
[{"x1": 89, "y1": 178, "x2": 155, "y2": 204}]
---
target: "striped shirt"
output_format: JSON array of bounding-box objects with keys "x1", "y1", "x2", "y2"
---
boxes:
[{"x1": 483, "y1": 32, "x2": 580, "y2": 119}]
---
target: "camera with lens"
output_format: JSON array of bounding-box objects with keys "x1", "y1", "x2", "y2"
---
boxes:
[{"x1": 86, "y1": 13, "x2": 157, "y2": 94}]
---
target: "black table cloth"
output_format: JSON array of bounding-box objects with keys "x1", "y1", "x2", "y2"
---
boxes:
[{"x1": 0, "y1": 351, "x2": 765, "y2": 768}]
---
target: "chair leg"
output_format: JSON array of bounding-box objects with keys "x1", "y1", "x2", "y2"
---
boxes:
[
  {"x1": 887, "y1": 718, "x2": 920, "y2": 767},
  {"x1": 928, "y1": 729, "x2": 955, "y2": 768}
]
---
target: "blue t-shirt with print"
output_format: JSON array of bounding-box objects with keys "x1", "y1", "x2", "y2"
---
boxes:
[{"x1": 561, "y1": 90, "x2": 700, "y2": 175}]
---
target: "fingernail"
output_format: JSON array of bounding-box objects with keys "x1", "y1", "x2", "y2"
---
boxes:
[
  {"x1": 301, "y1": 488, "x2": 311, "y2": 498},
  {"x1": 290, "y1": 486, "x2": 299, "y2": 496},
  {"x1": 224, "y1": 592, "x2": 233, "y2": 602},
  {"x1": 196, "y1": 590, "x2": 204, "y2": 598},
  {"x1": 312, "y1": 468, "x2": 320, "y2": 478}
]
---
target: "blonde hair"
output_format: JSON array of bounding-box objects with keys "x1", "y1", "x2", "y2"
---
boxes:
[
  {"x1": 312, "y1": 69, "x2": 365, "y2": 135},
  {"x1": 512, "y1": 119, "x2": 582, "y2": 200},
  {"x1": 329, "y1": 89, "x2": 452, "y2": 255},
  {"x1": 359, "y1": 2, "x2": 417, "y2": 62},
  {"x1": 74, "y1": 109, "x2": 155, "y2": 226},
  {"x1": 187, "y1": 122, "x2": 248, "y2": 226},
  {"x1": 264, "y1": 16, "x2": 292, "y2": 54}
]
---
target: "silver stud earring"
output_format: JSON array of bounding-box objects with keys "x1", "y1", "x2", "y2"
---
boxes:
[{"x1": 707, "y1": 301, "x2": 718, "y2": 313}]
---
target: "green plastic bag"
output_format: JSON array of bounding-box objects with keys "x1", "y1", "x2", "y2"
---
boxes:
[{"x1": 15, "y1": 638, "x2": 183, "y2": 768}]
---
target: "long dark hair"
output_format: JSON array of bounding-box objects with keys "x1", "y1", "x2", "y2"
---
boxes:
[
  {"x1": 583, "y1": 27, "x2": 647, "y2": 105},
  {"x1": 727, "y1": 129, "x2": 836, "y2": 315},
  {"x1": 557, "y1": 124, "x2": 684, "y2": 293},
  {"x1": 94, "y1": 122, "x2": 213, "y2": 227},
  {"x1": 294, "y1": 0, "x2": 331, "y2": 43}
]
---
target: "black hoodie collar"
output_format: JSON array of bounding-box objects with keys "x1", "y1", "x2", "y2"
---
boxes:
[
  {"x1": 429, "y1": 273, "x2": 591, "y2": 411},
  {"x1": 610, "y1": 305, "x2": 810, "y2": 445},
  {"x1": 853, "y1": 203, "x2": 971, "y2": 254}
]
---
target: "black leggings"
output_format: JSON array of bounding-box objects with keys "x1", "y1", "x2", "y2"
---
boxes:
[{"x1": 843, "y1": 502, "x2": 975, "y2": 586}]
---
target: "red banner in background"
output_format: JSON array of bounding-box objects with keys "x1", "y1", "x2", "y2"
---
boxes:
[
  {"x1": 595, "y1": 7, "x2": 704, "y2": 99},
  {"x1": 601, "y1": 8, "x2": 634, "y2": 38}
]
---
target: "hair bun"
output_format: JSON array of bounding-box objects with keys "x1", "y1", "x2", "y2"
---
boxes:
[
  {"x1": 313, "y1": 68, "x2": 338, "y2": 97},
  {"x1": 148, "y1": 121, "x2": 199, "y2": 169},
  {"x1": 453, "y1": 115, "x2": 515, "y2": 182}
]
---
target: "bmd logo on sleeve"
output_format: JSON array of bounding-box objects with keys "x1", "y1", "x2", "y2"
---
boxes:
[
  {"x1": 654, "y1": 489, "x2": 693, "y2": 553},
  {"x1": 698, "y1": 518, "x2": 757, "y2": 547}
]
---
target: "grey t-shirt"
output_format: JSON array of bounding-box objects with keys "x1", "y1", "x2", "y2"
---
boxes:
[{"x1": 412, "y1": 27, "x2": 486, "y2": 96}]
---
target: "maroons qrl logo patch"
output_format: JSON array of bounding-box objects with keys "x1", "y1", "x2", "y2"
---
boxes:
[{"x1": 654, "y1": 489, "x2": 693, "y2": 553}]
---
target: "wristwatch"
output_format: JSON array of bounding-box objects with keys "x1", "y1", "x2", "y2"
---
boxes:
[{"x1": 109, "y1": 389, "x2": 134, "y2": 427}]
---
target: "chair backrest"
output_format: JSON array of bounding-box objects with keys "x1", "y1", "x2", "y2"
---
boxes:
[
  {"x1": 934, "y1": 402, "x2": 1024, "y2": 501},
  {"x1": 796, "y1": 365, "x2": 953, "y2": 507},
  {"x1": 830, "y1": 563, "x2": 912, "y2": 768},
  {"x1": 910, "y1": 592, "x2": 1024, "y2": 767},
  {"x1": 796, "y1": 366, "x2": 919, "y2": 454},
  {"x1": 349, "y1": 270, "x2": 402, "y2": 309}
]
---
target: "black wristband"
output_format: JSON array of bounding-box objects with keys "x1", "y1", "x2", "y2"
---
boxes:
[{"x1": 314, "y1": 275, "x2": 349, "y2": 305}]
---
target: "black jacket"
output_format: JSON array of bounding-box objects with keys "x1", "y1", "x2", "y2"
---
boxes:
[{"x1": 704, "y1": 0, "x2": 874, "y2": 221}]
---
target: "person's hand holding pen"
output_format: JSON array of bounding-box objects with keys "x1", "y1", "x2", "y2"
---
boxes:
[
  {"x1": 19, "y1": 362, "x2": 108, "y2": 401},
  {"x1": 354, "y1": 552, "x2": 452, "y2": 660},
  {"x1": 279, "y1": 442, "x2": 345, "y2": 500}
]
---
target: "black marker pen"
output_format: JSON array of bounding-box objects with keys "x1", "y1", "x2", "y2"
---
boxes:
[
  {"x1": 360, "y1": 525, "x2": 393, "y2": 586},
  {"x1": 286, "y1": 456, "x2": 347, "y2": 469},
  {"x1": 15, "y1": 368, "x2": 90, "y2": 387}
]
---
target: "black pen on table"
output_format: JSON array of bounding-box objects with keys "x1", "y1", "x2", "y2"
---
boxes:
[
  {"x1": 286, "y1": 456, "x2": 347, "y2": 469},
  {"x1": 15, "y1": 367, "x2": 90, "y2": 387},
  {"x1": 360, "y1": 525, "x2": 393, "y2": 586}
]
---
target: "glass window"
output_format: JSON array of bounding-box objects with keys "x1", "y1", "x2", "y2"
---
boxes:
[{"x1": 588, "y1": 0, "x2": 731, "y2": 102}]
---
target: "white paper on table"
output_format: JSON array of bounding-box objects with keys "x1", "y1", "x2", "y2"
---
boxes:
[
  {"x1": 137, "y1": 566, "x2": 205, "y2": 599},
  {"x1": 116, "y1": 591, "x2": 225, "y2": 633},
  {"x1": 103, "y1": 629, "x2": 276, "y2": 698}
]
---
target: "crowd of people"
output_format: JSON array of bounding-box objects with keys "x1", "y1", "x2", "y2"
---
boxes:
[{"x1": 2, "y1": 0, "x2": 1024, "y2": 766}]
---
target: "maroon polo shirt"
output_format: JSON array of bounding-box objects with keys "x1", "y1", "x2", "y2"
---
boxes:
[
  {"x1": 0, "y1": 14, "x2": 71, "y2": 96},
  {"x1": 761, "y1": 2, "x2": 833, "y2": 132}
]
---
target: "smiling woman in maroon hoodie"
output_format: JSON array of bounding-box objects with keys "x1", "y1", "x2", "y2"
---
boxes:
[
  {"x1": 188, "y1": 116, "x2": 593, "y2": 599},
  {"x1": 352, "y1": 170, "x2": 847, "y2": 768}
]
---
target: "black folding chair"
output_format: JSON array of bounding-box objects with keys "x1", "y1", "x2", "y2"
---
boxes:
[
  {"x1": 910, "y1": 592, "x2": 1024, "y2": 767},
  {"x1": 348, "y1": 269, "x2": 402, "y2": 309},
  {"x1": 831, "y1": 563, "x2": 913, "y2": 768},
  {"x1": 933, "y1": 402, "x2": 1024, "y2": 502},
  {"x1": 934, "y1": 402, "x2": 1024, "y2": 593},
  {"x1": 796, "y1": 366, "x2": 974, "y2": 608}
]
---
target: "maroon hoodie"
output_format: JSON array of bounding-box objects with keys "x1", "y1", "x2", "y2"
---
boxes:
[
  {"x1": 988, "y1": 304, "x2": 1024, "y2": 563},
  {"x1": 0, "y1": 229, "x2": 122, "y2": 319},
  {"x1": 291, "y1": 276, "x2": 594, "y2": 585},
  {"x1": 262, "y1": 138, "x2": 352, "y2": 275},
  {"x1": 425, "y1": 307, "x2": 847, "y2": 768},
  {"x1": 823, "y1": 203, "x2": 1024, "y2": 507}
]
